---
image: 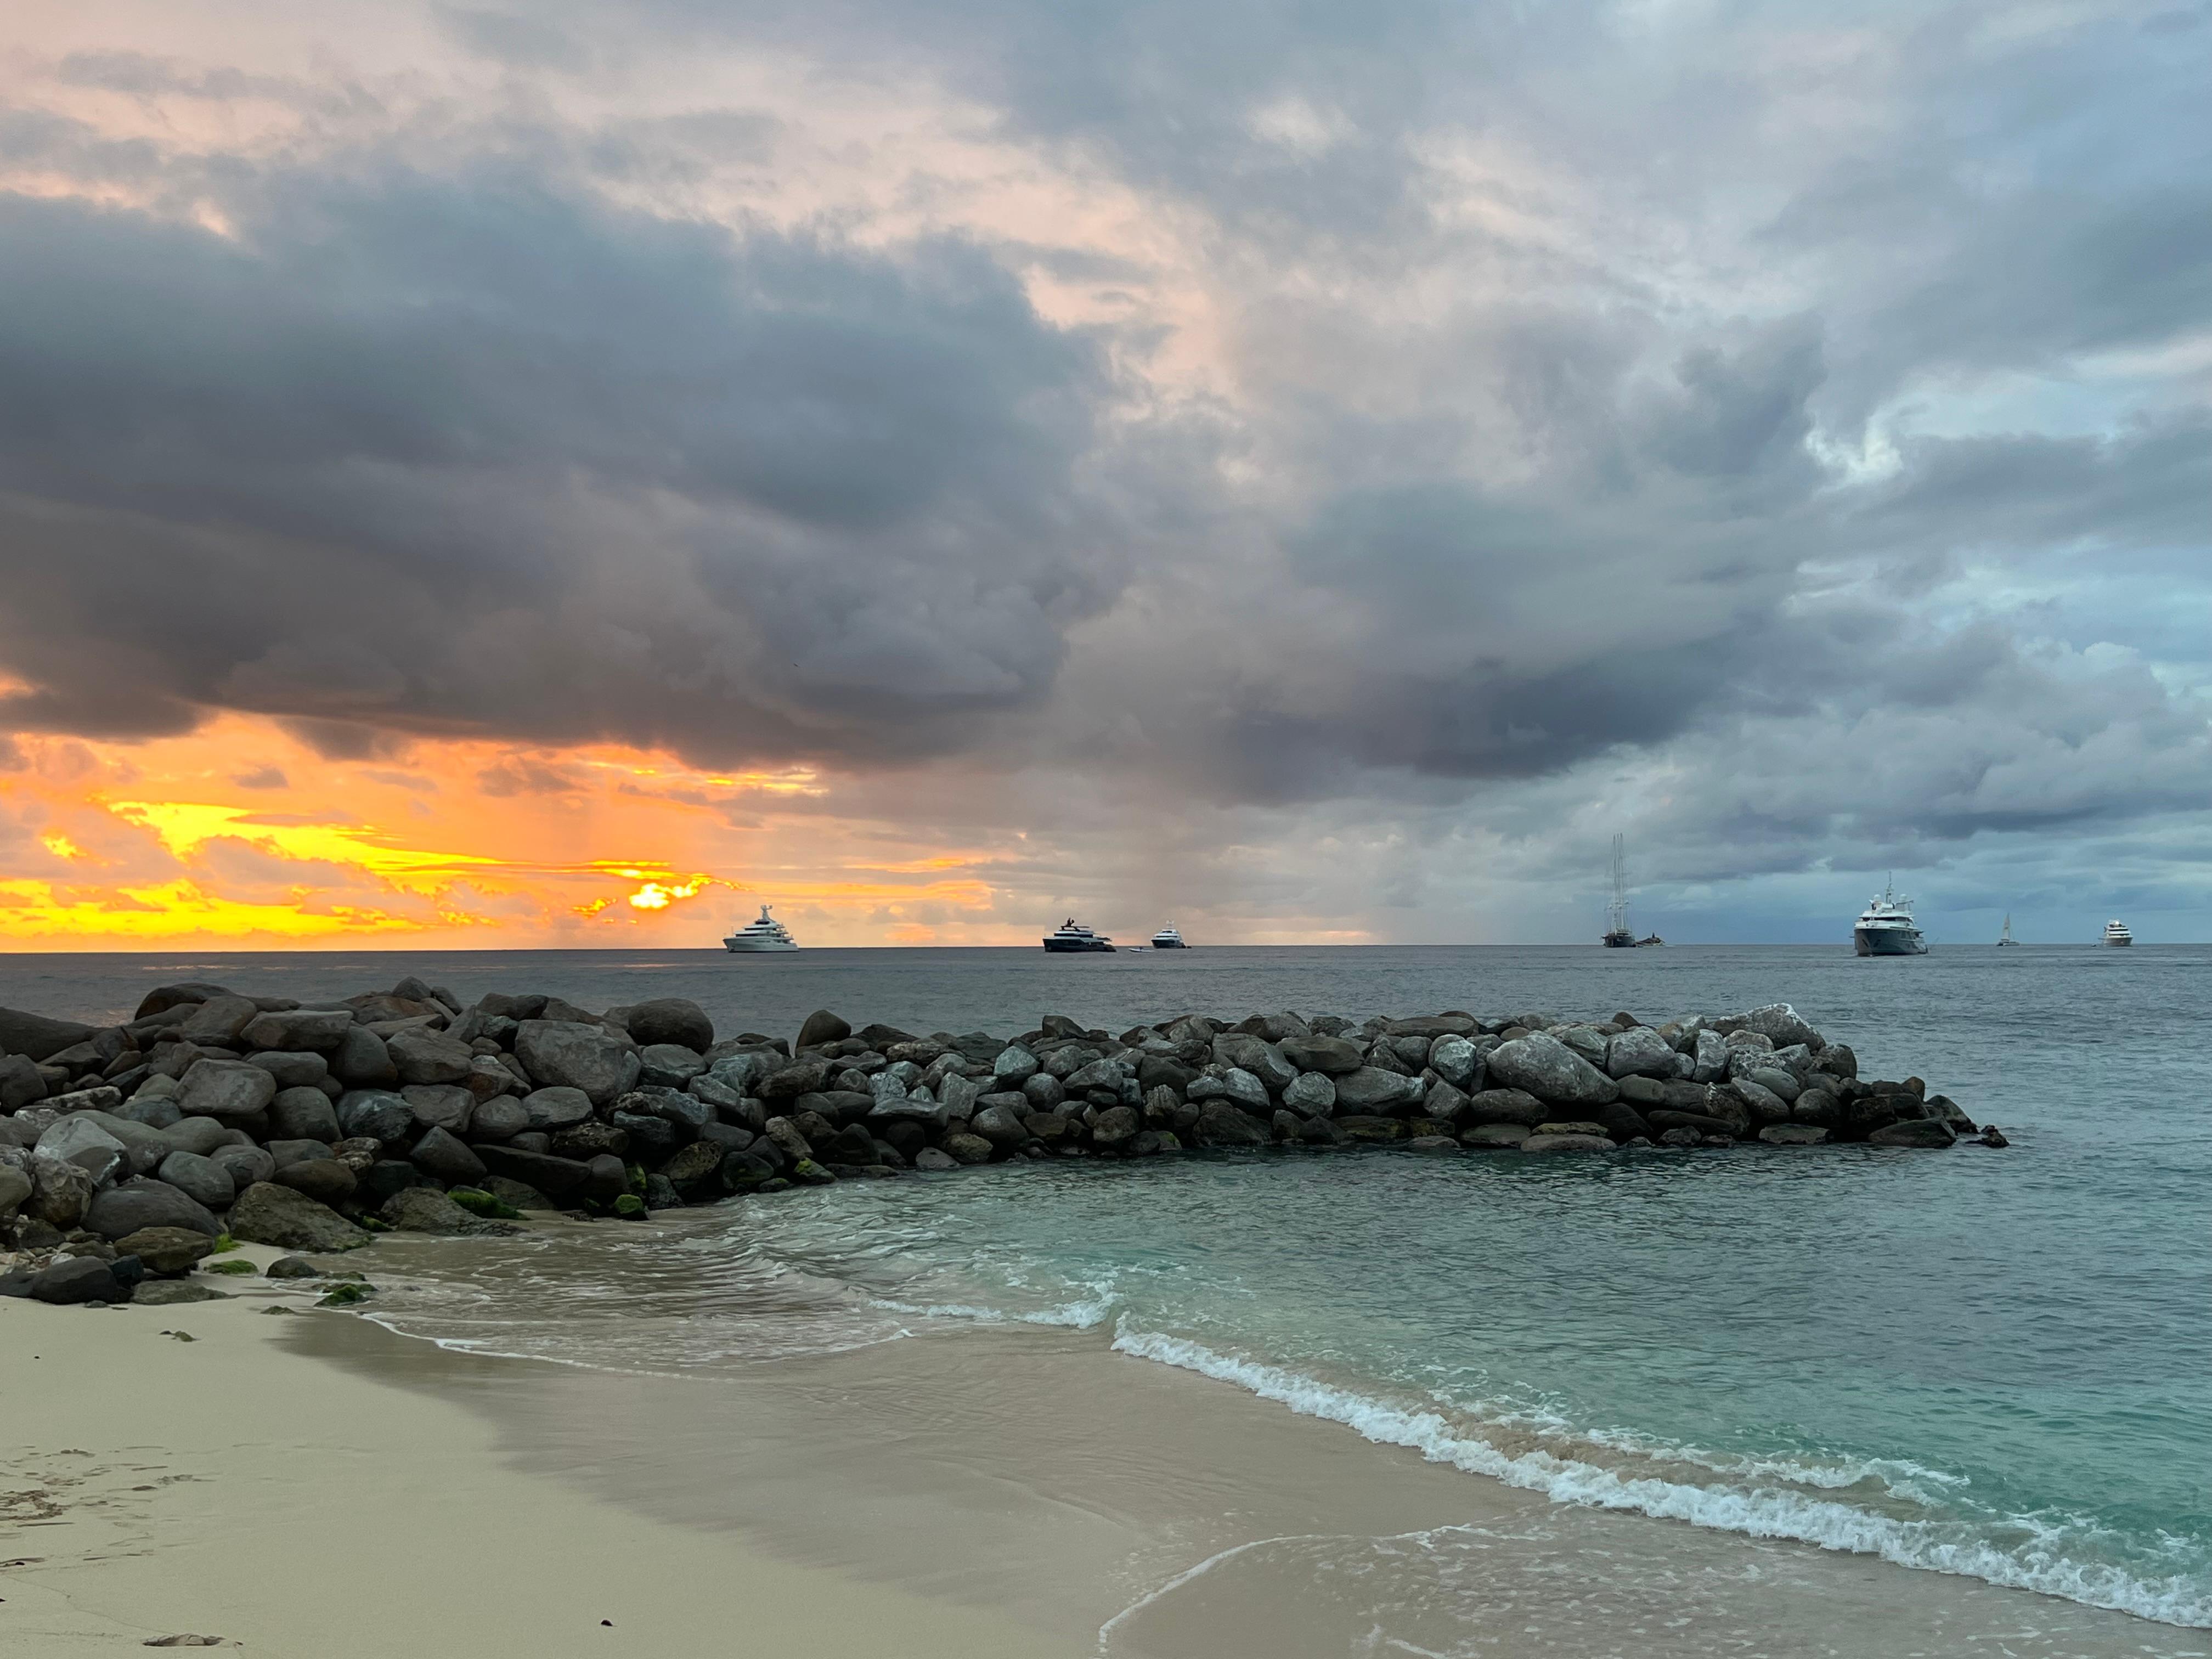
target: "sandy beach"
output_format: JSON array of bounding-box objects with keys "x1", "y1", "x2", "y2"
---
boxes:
[{"x1": 7, "y1": 1232, "x2": 2200, "y2": 1659}]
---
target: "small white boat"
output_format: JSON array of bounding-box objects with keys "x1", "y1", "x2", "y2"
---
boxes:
[
  {"x1": 1997, "y1": 913, "x2": 2018, "y2": 946},
  {"x1": 1043, "y1": 918, "x2": 1114, "y2": 953},
  {"x1": 1151, "y1": 924, "x2": 1189, "y2": 949},
  {"x1": 2105, "y1": 919, "x2": 2132, "y2": 947},
  {"x1": 724, "y1": 904, "x2": 799, "y2": 952}
]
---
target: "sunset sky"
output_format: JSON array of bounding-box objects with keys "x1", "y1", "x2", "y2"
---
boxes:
[{"x1": 2, "y1": 0, "x2": 2208, "y2": 948}]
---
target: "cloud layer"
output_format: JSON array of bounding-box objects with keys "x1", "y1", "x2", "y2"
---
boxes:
[{"x1": 1, "y1": 0, "x2": 2207, "y2": 940}]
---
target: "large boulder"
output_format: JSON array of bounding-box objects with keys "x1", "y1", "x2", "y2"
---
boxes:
[
  {"x1": 177, "y1": 1058, "x2": 278, "y2": 1122},
  {"x1": 1191, "y1": 1102, "x2": 1271, "y2": 1147},
  {"x1": 387, "y1": 1027, "x2": 475, "y2": 1086},
  {"x1": 627, "y1": 999, "x2": 714, "y2": 1053},
  {"x1": 1485, "y1": 1034, "x2": 1621, "y2": 1107},
  {"x1": 410, "y1": 1126, "x2": 487, "y2": 1184},
  {"x1": 227, "y1": 1182, "x2": 370, "y2": 1251},
  {"x1": 639, "y1": 1045, "x2": 707, "y2": 1088},
  {"x1": 114, "y1": 1226, "x2": 215, "y2": 1276},
  {"x1": 29, "y1": 1256, "x2": 131, "y2": 1305},
  {"x1": 1460, "y1": 1088, "x2": 1550, "y2": 1127},
  {"x1": 0, "y1": 1164, "x2": 31, "y2": 1222},
  {"x1": 84, "y1": 1177, "x2": 221, "y2": 1241},
  {"x1": 273, "y1": 1158, "x2": 358, "y2": 1205},
  {"x1": 330, "y1": 1025, "x2": 398, "y2": 1088},
  {"x1": 211, "y1": 1143, "x2": 276, "y2": 1190},
  {"x1": 513, "y1": 1020, "x2": 638, "y2": 1105},
  {"x1": 1604, "y1": 1027, "x2": 1679, "y2": 1081},
  {"x1": 337, "y1": 1090, "x2": 416, "y2": 1146},
  {"x1": 27, "y1": 1156, "x2": 95, "y2": 1228},
  {"x1": 402, "y1": 1084, "x2": 476, "y2": 1136},
  {"x1": 0, "y1": 1005, "x2": 98, "y2": 1062},
  {"x1": 1427, "y1": 1035, "x2": 1482, "y2": 1090},
  {"x1": 382, "y1": 1187, "x2": 520, "y2": 1236},
  {"x1": 268, "y1": 1087, "x2": 343, "y2": 1143},
  {"x1": 1281, "y1": 1034, "x2": 1364, "y2": 1074},
  {"x1": 476, "y1": 1145, "x2": 594, "y2": 1197},
  {"x1": 1, "y1": 1053, "x2": 49, "y2": 1110},
  {"x1": 1330, "y1": 1067, "x2": 1423, "y2": 1111},
  {"x1": 239, "y1": 1007, "x2": 354, "y2": 1053},
  {"x1": 793, "y1": 1009, "x2": 849, "y2": 1050},
  {"x1": 155, "y1": 1150, "x2": 237, "y2": 1210},
  {"x1": 1715, "y1": 1004, "x2": 1824, "y2": 1051},
  {"x1": 1282, "y1": 1070, "x2": 1336, "y2": 1115},
  {"x1": 35, "y1": 1117, "x2": 127, "y2": 1184},
  {"x1": 178, "y1": 994, "x2": 261, "y2": 1046},
  {"x1": 1211, "y1": 1035, "x2": 1295, "y2": 1094},
  {"x1": 245, "y1": 1051, "x2": 330, "y2": 1090},
  {"x1": 519, "y1": 1087, "x2": 595, "y2": 1132},
  {"x1": 1868, "y1": 1119, "x2": 1956, "y2": 1149}
]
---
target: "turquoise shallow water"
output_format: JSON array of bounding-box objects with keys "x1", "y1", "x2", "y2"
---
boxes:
[{"x1": 9, "y1": 944, "x2": 2210, "y2": 1628}]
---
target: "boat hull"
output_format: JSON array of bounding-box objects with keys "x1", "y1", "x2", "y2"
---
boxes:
[
  {"x1": 724, "y1": 939, "x2": 799, "y2": 952},
  {"x1": 1151, "y1": 939, "x2": 1188, "y2": 949},
  {"x1": 1854, "y1": 926, "x2": 1927, "y2": 956},
  {"x1": 1043, "y1": 939, "x2": 1115, "y2": 952},
  {"x1": 2108, "y1": 938, "x2": 2132, "y2": 947}
]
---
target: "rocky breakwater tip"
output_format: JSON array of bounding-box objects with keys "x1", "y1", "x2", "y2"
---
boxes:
[{"x1": 0, "y1": 984, "x2": 2008, "y2": 1297}]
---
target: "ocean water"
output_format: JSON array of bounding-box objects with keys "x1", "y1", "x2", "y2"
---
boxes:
[{"x1": 9, "y1": 944, "x2": 2210, "y2": 1635}]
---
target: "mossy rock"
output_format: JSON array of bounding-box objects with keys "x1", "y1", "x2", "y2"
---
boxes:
[
  {"x1": 210, "y1": 1233, "x2": 241, "y2": 1255},
  {"x1": 612, "y1": 1193, "x2": 648, "y2": 1219},
  {"x1": 317, "y1": 1282, "x2": 376, "y2": 1307},
  {"x1": 359, "y1": 1215, "x2": 392, "y2": 1231},
  {"x1": 206, "y1": 1259, "x2": 258, "y2": 1277},
  {"x1": 624, "y1": 1162, "x2": 648, "y2": 1197},
  {"x1": 446, "y1": 1187, "x2": 523, "y2": 1221}
]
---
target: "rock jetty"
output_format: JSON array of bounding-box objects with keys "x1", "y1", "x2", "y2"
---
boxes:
[{"x1": 0, "y1": 982, "x2": 2001, "y2": 1299}]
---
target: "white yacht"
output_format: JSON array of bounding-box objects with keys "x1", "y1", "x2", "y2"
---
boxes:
[
  {"x1": 2105, "y1": 919, "x2": 2133, "y2": 947},
  {"x1": 723, "y1": 904, "x2": 798, "y2": 952},
  {"x1": 1042, "y1": 918, "x2": 1115, "y2": 953},
  {"x1": 1151, "y1": 924, "x2": 1189, "y2": 949},
  {"x1": 1854, "y1": 879, "x2": 1928, "y2": 956}
]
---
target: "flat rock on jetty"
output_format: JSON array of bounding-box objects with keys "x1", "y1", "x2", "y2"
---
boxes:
[{"x1": 1, "y1": 984, "x2": 2002, "y2": 1290}]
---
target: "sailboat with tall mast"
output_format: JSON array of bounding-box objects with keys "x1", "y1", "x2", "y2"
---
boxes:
[
  {"x1": 1601, "y1": 836, "x2": 1664, "y2": 946},
  {"x1": 1997, "y1": 913, "x2": 2018, "y2": 947}
]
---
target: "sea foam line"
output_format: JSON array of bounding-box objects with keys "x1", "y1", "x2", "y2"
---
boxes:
[{"x1": 1110, "y1": 1325, "x2": 2212, "y2": 1628}]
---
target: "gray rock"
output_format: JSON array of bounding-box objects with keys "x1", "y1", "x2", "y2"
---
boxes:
[
  {"x1": 227, "y1": 1182, "x2": 370, "y2": 1251},
  {"x1": 382, "y1": 1187, "x2": 519, "y2": 1236},
  {"x1": 1021, "y1": 1072, "x2": 1065, "y2": 1110},
  {"x1": 1330, "y1": 1066, "x2": 1423, "y2": 1111},
  {"x1": 387, "y1": 1027, "x2": 475, "y2": 1086},
  {"x1": 179, "y1": 994, "x2": 261, "y2": 1046},
  {"x1": 912, "y1": 1147, "x2": 958, "y2": 1172},
  {"x1": 1604, "y1": 1027, "x2": 1679, "y2": 1080},
  {"x1": 1192, "y1": 1102, "x2": 1271, "y2": 1147},
  {"x1": 941, "y1": 1132, "x2": 994, "y2": 1166},
  {"x1": 970, "y1": 1103, "x2": 1028, "y2": 1148},
  {"x1": 35, "y1": 1116, "x2": 127, "y2": 1184},
  {"x1": 763, "y1": 1117, "x2": 814, "y2": 1164},
  {"x1": 401, "y1": 1084, "x2": 475, "y2": 1136},
  {"x1": 210, "y1": 1143, "x2": 275, "y2": 1190},
  {"x1": 1211, "y1": 1035, "x2": 1296, "y2": 1094},
  {"x1": 519, "y1": 1086, "x2": 595, "y2": 1132},
  {"x1": 177, "y1": 1058, "x2": 277, "y2": 1122},
  {"x1": 1461, "y1": 1121, "x2": 1531, "y2": 1147},
  {"x1": 1282, "y1": 1070, "x2": 1336, "y2": 1115},
  {"x1": 1460, "y1": 1088, "x2": 1552, "y2": 1127},
  {"x1": 133, "y1": 1280, "x2": 227, "y2": 1305},
  {"x1": 1758, "y1": 1123, "x2": 1830, "y2": 1146},
  {"x1": 795, "y1": 1010, "x2": 851, "y2": 1050},
  {"x1": 0, "y1": 1164, "x2": 31, "y2": 1221},
  {"x1": 0, "y1": 1052, "x2": 49, "y2": 1110},
  {"x1": 267, "y1": 1138, "x2": 335, "y2": 1172},
  {"x1": 1726, "y1": 1078, "x2": 1792, "y2": 1128},
  {"x1": 1091, "y1": 1105, "x2": 1141, "y2": 1149},
  {"x1": 1867, "y1": 1119, "x2": 1957, "y2": 1149},
  {"x1": 330, "y1": 1025, "x2": 398, "y2": 1088},
  {"x1": 157, "y1": 1115, "x2": 240, "y2": 1158},
  {"x1": 513, "y1": 1020, "x2": 639, "y2": 1105},
  {"x1": 244, "y1": 1051, "x2": 330, "y2": 1090},
  {"x1": 1193, "y1": 1068, "x2": 1272, "y2": 1112},
  {"x1": 476, "y1": 1146, "x2": 594, "y2": 1196},
  {"x1": 1791, "y1": 1087, "x2": 1842, "y2": 1130},
  {"x1": 410, "y1": 1125, "x2": 488, "y2": 1184},
  {"x1": 1690, "y1": 1028, "x2": 1728, "y2": 1083},
  {"x1": 264, "y1": 1256, "x2": 324, "y2": 1279},
  {"x1": 27, "y1": 1155, "x2": 95, "y2": 1228},
  {"x1": 627, "y1": 998, "x2": 714, "y2": 1053},
  {"x1": 85, "y1": 1177, "x2": 221, "y2": 1240},
  {"x1": 268, "y1": 1086, "x2": 342, "y2": 1142},
  {"x1": 1282, "y1": 1034, "x2": 1364, "y2": 1074},
  {"x1": 639, "y1": 1044, "x2": 707, "y2": 1088},
  {"x1": 155, "y1": 1151, "x2": 236, "y2": 1210},
  {"x1": 273, "y1": 1159, "x2": 358, "y2": 1205},
  {"x1": 1718, "y1": 1004, "x2": 1824, "y2": 1051},
  {"x1": 1406, "y1": 1135, "x2": 1460, "y2": 1153},
  {"x1": 1520, "y1": 1133, "x2": 1615, "y2": 1153},
  {"x1": 991, "y1": 1045, "x2": 1041, "y2": 1086},
  {"x1": 938, "y1": 1073, "x2": 980, "y2": 1120},
  {"x1": 1485, "y1": 1034, "x2": 1621, "y2": 1107},
  {"x1": 337, "y1": 1089, "x2": 416, "y2": 1146},
  {"x1": 30, "y1": 1255, "x2": 128, "y2": 1305},
  {"x1": 239, "y1": 1007, "x2": 354, "y2": 1053},
  {"x1": 1742, "y1": 1064, "x2": 1803, "y2": 1104},
  {"x1": 868, "y1": 1095, "x2": 951, "y2": 1135},
  {"x1": 467, "y1": 1096, "x2": 529, "y2": 1142},
  {"x1": 1426, "y1": 1035, "x2": 1482, "y2": 1090},
  {"x1": 1553, "y1": 1025, "x2": 1612, "y2": 1068}
]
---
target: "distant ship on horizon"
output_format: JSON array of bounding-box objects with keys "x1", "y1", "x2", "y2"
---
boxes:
[
  {"x1": 1151, "y1": 924, "x2": 1189, "y2": 949},
  {"x1": 724, "y1": 904, "x2": 798, "y2": 952},
  {"x1": 1043, "y1": 918, "x2": 1115, "y2": 953},
  {"x1": 2106, "y1": 918, "x2": 2133, "y2": 947},
  {"x1": 1997, "y1": 912, "x2": 2018, "y2": 946},
  {"x1": 1601, "y1": 834, "x2": 1662, "y2": 946}
]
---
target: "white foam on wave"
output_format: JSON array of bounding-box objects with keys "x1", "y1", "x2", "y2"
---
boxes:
[{"x1": 1111, "y1": 1325, "x2": 2212, "y2": 1629}]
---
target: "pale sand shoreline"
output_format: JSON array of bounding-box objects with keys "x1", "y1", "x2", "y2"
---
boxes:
[{"x1": 7, "y1": 1254, "x2": 2205, "y2": 1659}]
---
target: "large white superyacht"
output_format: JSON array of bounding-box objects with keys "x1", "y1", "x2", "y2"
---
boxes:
[
  {"x1": 723, "y1": 904, "x2": 799, "y2": 952},
  {"x1": 1854, "y1": 879, "x2": 1929, "y2": 956}
]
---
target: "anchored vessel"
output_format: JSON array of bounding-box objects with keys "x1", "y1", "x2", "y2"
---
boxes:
[
  {"x1": 1602, "y1": 834, "x2": 1638, "y2": 947},
  {"x1": 1043, "y1": 918, "x2": 1115, "y2": 953},
  {"x1": 1150, "y1": 924, "x2": 1189, "y2": 949},
  {"x1": 2106, "y1": 919, "x2": 2133, "y2": 947},
  {"x1": 1998, "y1": 912, "x2": 2018, "y2": 946},
  {"x1": 1854, "y1": 879, "x2": 1928, "y2": 956},
  {"x1": 723, "y1": 904, "x2": 798, "y2": 952}
]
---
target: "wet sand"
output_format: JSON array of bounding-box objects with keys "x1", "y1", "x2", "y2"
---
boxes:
[{"x1": 296, "y1": 1300, "x2": 2208, "y2": 1659}]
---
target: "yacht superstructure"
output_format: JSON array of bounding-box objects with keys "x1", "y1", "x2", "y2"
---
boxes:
[
  {"x1": 1043, "y1": 918, "x2": 1115, "y2": 953},
  {"x1": 723, "y1": 905, "x2": 798, "y2": 952},
  {"x1": 1150, "y1": 924, "x2": 1189, "y2": 949},
  {"x1": 1854, "y1": 880, "x2": 1928, "y2": 956},
  {"x1": 2106, "y1": 919, "x2": 2133, "y2": 947}
]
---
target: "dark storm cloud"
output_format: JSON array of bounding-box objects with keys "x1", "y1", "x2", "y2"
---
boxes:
[{"x1": 0, "y1": 136, "x2": 1120, "y2": 763}]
